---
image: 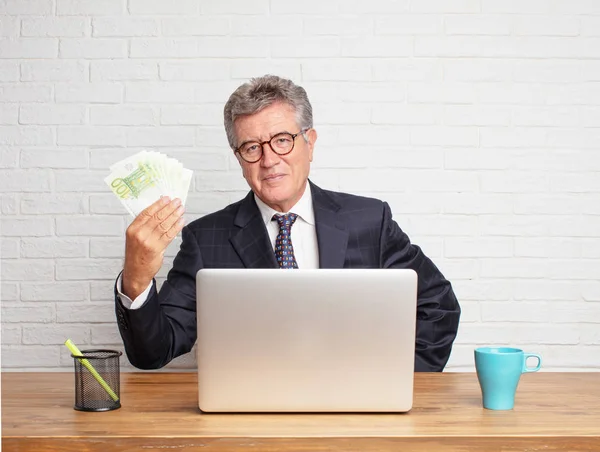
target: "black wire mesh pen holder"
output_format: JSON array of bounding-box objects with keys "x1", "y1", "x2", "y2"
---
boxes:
[{"x1": 72, "y1": 349, "x2": 122, "y2": 412}]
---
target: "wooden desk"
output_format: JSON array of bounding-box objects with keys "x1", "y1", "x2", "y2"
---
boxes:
[{"x1": 2, "y1": 372, "x2": 599, "y2": 451}]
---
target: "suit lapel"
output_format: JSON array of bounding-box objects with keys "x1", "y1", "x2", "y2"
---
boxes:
[
  {"x1": 230, "y1": 191, "x2": 278, "y2": 269},
  {"x1": 311, "y1": 181, "x2": 349, "y2": 269}
]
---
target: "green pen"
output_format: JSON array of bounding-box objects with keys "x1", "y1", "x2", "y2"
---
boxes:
[{"x1": 64, "y1": 339, "x2": 119, "y2": 402}]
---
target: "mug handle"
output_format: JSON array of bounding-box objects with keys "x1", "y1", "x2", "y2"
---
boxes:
[{"x1": 522, "y1": 353, "x2": 542, "y2": 373}]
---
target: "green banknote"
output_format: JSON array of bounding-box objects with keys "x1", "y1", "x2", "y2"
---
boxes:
[{"x1": 105, "y1": 151, "x2": 193, "y2": 217}]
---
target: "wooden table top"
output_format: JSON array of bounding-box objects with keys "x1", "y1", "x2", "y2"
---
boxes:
[{"x1": 2, "y1": 372, "x2": 600, "y2": 451}]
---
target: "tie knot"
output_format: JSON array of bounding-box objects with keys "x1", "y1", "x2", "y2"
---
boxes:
[{"x1": 273, "y1": 213, "x2": 298, "y2": 230}]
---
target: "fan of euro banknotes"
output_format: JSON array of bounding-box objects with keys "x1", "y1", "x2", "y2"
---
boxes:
[{"x1": 104, "y1": 151, "x2": 193, "y2": 217}]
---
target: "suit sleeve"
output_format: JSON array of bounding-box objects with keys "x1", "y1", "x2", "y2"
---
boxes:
[
  {"x1": 114, "y1": 225, "x2": 203, "y2": 369},
  {"x1": 379, "y1": 202, "x2": 461, "y2": 372}
]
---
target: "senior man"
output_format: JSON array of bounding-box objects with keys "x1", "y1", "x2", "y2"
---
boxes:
[{"x1": 115, "y1": 75, "x2": 461, "y2": 372}]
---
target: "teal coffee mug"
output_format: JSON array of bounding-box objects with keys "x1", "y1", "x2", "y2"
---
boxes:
[{"x1": 474, "y1": 347, "x2": 542, "y2": 410}]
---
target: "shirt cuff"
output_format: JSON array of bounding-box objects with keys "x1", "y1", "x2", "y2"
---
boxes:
[{"x1": 116, "y1": 273, "x2": 154, "y2": 310}]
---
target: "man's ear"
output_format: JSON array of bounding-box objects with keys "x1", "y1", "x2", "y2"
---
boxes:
[
  {"x1": 307, "y1": 128, "x2": 317, "y2": 162},
  {"x1": 234, "y1": 152, "x2": 247, "y2": 179}
]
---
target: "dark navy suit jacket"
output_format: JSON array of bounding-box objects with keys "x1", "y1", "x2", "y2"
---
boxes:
[{"x1": 115, "y1": 181, "x2": 461, "y2": 372}]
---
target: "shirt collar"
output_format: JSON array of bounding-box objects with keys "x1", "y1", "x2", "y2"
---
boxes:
[{"x1": 254, "y1": 182, "x2": 315, "y2": 226}]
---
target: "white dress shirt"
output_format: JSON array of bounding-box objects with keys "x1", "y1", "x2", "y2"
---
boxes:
[{"x1": 118, "y1": 183, "x2": 319, "y2": 310}]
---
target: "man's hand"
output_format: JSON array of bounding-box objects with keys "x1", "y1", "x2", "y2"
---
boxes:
[{"x1": 122, "y1": 196, "x2": 185, "y2": 300}]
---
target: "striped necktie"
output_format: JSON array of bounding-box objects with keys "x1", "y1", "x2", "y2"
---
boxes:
[{"x1": 273, "y1": 213, "x2": 299, "y2": 269}]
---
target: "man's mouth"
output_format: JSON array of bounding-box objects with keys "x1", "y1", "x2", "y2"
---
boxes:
[{"x1": 263, "y1": 173, "x2": 285, "y2": 181}]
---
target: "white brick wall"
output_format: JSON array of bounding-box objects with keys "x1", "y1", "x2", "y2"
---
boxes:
[{"x1": 1, "y1": 0, "x2": 599, "y2": 372}]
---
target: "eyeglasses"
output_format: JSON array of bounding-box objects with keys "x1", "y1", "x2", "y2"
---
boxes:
[{"x1": 234, "y1": 129, "x2": 308, "y2": 164}]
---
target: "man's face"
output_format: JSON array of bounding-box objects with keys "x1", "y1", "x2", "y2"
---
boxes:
[{"x1": 234, "y1": 102, "x2": 317, "y2": 212}]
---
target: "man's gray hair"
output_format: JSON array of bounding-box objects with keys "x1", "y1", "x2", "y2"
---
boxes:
[{"x1": 223, "y1": 75, "x2": 313, "y2": 150}]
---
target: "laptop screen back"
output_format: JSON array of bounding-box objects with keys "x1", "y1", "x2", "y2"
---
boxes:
[{"x1": 196, "y1": 268, "x2": 417, "y2": 413}]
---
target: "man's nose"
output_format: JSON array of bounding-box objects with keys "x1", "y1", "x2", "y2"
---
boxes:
[{"x1": 260, "y1": 142, "x2": 280, "y2": 167}]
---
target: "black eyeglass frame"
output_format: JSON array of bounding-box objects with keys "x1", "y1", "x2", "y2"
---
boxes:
[{"x1": 234, "y1": 128, "x2": 309, "y2": 164}]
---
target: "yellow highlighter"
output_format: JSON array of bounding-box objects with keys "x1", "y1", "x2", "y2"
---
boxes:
[{"x1": 64, "y1": 339, "x2": 120, "y2": 402}]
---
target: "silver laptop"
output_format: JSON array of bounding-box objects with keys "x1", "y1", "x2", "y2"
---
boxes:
[{"x1": 196, "y1": 268, "x2": 417, "y2": 413}]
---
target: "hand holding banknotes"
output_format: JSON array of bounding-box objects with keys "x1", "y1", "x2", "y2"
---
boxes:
[
  {"x1": 122, "y1": 196, "x2": 184, "y2": 300},
  {"x1": 104, "y1": 151, "x2": 192, "y2": 300}
]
